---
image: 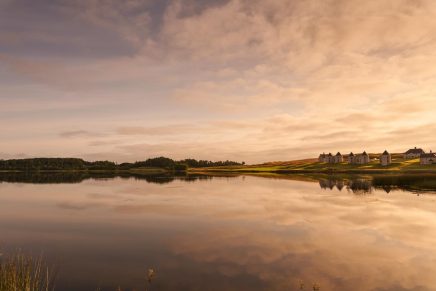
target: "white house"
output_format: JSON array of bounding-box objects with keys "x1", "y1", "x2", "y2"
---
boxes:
[
  {"x1": 380, "y1": 150, "x2": 391, "y2": 166},
  {"x1": 334, "y1": 152, "x2": 343, "y2": 163},
  {"x1": 348, "y1": 152, "x2": 355, "y2": 164},
  {"x1": 420, "y1": 151, "x2": 436, "y2": 165},
  {"x1": 353, "y1": 151, "x2": 370, "y2": 164},
  {"x1": 318, "y1": 153, "x2": 327, "y2": 162},
  {"x1": 404, "y1": 147, "x2": 425, "y2": 159},
  {"x1": 319, "y1": 152, "x2": 335, "y2": 163},
  {"x1": 327, "y1": 153, "x2": 334, "y2": 163}
]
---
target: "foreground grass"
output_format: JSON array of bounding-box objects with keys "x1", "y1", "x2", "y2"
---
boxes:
[
  {"x1": 0, "y1": 251, "x2": 158, "y2": 291},
  {"x1": 1, "y1": 252, "x2": 323, "y2": 290},
  {"x1": 0, "y1": 252, "x2": 55, "y2": 291}
]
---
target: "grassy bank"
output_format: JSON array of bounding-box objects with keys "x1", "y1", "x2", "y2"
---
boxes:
[
  {"x1": 2, "y1": 156, "x2": 436, "y2": 176},
  {"x1": 190, "y1": 157, "x2": 436, "y2": 174}
]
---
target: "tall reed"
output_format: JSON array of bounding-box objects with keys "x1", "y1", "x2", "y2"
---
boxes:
[{"x1": 0, "y1": 252, "x2": 55, "y2": 291}]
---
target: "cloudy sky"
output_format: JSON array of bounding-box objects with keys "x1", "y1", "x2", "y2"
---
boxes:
[{"x1": 1, "y1": 0, "x2": 436, "y2": 163}]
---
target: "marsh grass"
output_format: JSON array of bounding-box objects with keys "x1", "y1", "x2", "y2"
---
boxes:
[{"x1": 0, "y1": 252, "x2": 56, "y2": 291}]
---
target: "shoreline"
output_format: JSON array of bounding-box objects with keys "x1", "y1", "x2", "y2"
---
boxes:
[
  {"x1": 191, "y1": 168, "x2": 436, "y2": 175},
  {"x1": 2, "y1": 168, "x2": 436, "y2": 175},
  {"x1": 2, "y1": 158, "x2": 436, "y2": 176},
  {"x1": 189, "y1": 158, "x2": 436, "y2": 175}
]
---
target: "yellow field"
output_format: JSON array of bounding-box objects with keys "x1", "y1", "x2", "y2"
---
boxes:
[{"x1": 190, "y1": 156, "x2": 436, "y2": 174}]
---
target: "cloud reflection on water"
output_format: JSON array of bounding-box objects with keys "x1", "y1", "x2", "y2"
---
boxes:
[{"x1": 1, "y1": 175, "x2": 436, "y2": 290}]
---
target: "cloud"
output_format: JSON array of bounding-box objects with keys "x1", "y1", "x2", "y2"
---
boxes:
[
  {"x1": 0, "y1": 0, "x2": 139, "y2": 58},
  {"x1": 116, "y1": 124, "x2": 197, "y2": 136},
  {"x1": 59, "y1": 130, "x2": 92, "y2": 138},
  {"x1": 2, "y1": 0, "x2": 436, "y2": 162},
  {"x1": 4, "y1": 172, "x2": 436, "y2": 290}
]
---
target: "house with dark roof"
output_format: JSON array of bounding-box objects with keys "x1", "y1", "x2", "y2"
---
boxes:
[
  {"x1": 420, "y1": 151, "x2": 436, "y2": 165},
  {"x1": 353, "y1": 151, "x2": 370, "y2": 164},
  {"x1": 319, "y1": 152, "x2": 335, "y2": 163},
  {"x1": 380, "y1": 150, "x2": 391, "y2": 166},
  {"x1": 318, "y1": 153, "x2": 327, "y2": 162},
  {"x1": 334, "y1": 152, "x2": 343, "y2": 163},
  {"x1": 404, "y1": 147, "x2": 425, "y2": 159},
  {"x1": 347, "y1": 152, "x2": 355, "y2": 164}
]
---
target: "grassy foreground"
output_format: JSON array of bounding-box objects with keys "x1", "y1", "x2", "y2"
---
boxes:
[
  {"x1": 190, "y1": 156, "x2": 436, "y2": 174},
  {"x1": 0, "y1": 252, "x2": 156, "y2": 291},
  {"x1": 0, "y1": 252, "x2": 55, "y2": 291},
  {"x1": 0, "y1": 252, "x2": 320, "y2": 290}
]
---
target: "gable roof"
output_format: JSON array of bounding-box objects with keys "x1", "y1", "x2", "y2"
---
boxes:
[
  {"x1": 405, "y1": 147, "x2": 425, "y2": 154},
  {"x1": 381, "y1": 150, "x2": 389, "y2": 155},
  {"x1": 336, "y1": 152, "x2": 342, "y2": 156},
  {"x1": 349, "y1": 152, "x2": 354, "y2": 156}
]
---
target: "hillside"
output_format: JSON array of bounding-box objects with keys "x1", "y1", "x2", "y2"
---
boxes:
[{"x1": 192, "y1": 155, "x2": 436, "y2": 174}]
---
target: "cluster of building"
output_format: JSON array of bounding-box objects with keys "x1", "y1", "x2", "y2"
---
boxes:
[
  {"x1": 318, "y1": 151, "x2": 371, "y2": 165},
  {"x1": 318, "y1": 147, "x2": 436, "y2": 166}
]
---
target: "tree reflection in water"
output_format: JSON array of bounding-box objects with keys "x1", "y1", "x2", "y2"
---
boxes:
[
  {"x1": 318, "y1": 174, "x2": 436, "y2": 194},
  {"x1": 0, "y1": 172, "x2": 218, "y2": 185},
  {"x1": 1, "y1": 172, "x2": 436, "y2": 195}
]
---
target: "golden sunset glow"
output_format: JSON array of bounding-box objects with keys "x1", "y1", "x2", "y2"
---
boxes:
[{"x1": 1, "y1": 0, "x2": 436, "y2": 162}]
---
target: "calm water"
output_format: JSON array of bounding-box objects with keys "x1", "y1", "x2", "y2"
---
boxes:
[{"x1": 1, "y1": 174, "x2": 436, "y2": 290}]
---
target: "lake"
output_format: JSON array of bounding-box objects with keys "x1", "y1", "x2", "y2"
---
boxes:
[{"x1": 1, "y1": 173, "x2": 436, "y2": 291}]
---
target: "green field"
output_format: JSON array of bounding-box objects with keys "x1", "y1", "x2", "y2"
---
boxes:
[{"x1": 190, "y1": 157, "x2": 436, "y2": 174}]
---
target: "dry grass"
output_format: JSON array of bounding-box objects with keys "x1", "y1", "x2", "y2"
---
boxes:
[
  {"x1": 0, "y1": 251, "x2": 157, "y2": 291},
  {"x1": 0, "y1": 252, "x2": 55, "y2": 291}
]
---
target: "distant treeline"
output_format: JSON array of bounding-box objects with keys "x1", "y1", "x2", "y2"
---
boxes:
[
  {"x1": 120, "y1": 157, "x2": 244, "y2": 169},
  {"x1": 0, "y1": 158, "x2": 116, "y2": 171},
  {"x1": 0, "y1": 157, "x2": 244, "y2": 171}
]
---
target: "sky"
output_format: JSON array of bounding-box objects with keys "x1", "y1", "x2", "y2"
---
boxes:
[{"x1": 1, "y1": 0, "x2": 436, "y2": 163}]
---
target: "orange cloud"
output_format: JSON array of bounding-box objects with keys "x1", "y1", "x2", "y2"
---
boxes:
[{"x1": 2, "y1": 0, "x2": 436, "y2": 162}]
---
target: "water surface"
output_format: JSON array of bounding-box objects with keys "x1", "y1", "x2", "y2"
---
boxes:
[{"x1": 1, "y1": 174, "x2": 436, "y2": 290}]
